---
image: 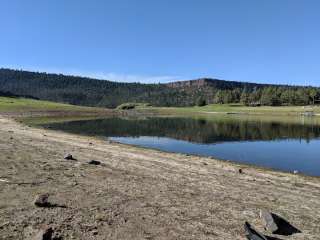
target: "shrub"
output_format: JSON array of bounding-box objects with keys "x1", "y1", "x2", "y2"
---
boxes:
[{"x1": 196, "y1": 97, "x2": 206, "y2": 107}]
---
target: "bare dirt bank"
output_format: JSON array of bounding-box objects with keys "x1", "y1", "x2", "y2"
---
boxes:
[{"x1": 0, "y1": 116, "x2": 319, "y2": 240}]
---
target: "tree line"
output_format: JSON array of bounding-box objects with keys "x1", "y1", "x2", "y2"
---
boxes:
[
  {"x1": 200, "y1": 86, "x2": 319, "y2": 106},
  {"x1": 0, "y1": 68, "x2": 319, "y2": 108}
]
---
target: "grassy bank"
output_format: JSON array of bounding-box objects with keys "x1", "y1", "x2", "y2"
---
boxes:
[
  {"x1": 2, "y1": 97, "x2": 320, "y2": 126},
  {"x1": 2, "y1": 97, "x2": 319, "y2": 116},
  {"x1": 141, "y1": 103, "x2": 320, "y2": 116},
  {"x1": 0, "y1": 96, "x2": 103, "y2": 112},
  {"x1": 0, "y1": 96, "x2": 118, "y2": 125}
]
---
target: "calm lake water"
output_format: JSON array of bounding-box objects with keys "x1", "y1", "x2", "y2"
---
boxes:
[{"x1": 42, "y1": 115, "x2": 320, "y2": 176}]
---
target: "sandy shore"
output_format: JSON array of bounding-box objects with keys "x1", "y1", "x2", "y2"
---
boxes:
[{"x1": 0, "y1": 116, "x2": 319, "y2": 239}]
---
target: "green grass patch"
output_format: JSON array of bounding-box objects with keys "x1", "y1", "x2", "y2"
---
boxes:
[
  {"x1": 21, "y1": 115, "x2": 105, "y2": 126},
  {"x1": 142, "y1": 103, "x2": 320, "y2": 116},
  {"x1": 0, "y1": 96, "x2": 102, "y2": 112}
]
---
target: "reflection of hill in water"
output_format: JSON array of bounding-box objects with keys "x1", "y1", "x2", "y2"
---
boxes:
[{"x1": 43, "y1": 117, "x2": 320, "y2": 144}]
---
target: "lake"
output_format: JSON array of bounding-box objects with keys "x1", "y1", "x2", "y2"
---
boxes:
[{"x1": 41, "y1": 115, "x2": 320, "y2": 176}]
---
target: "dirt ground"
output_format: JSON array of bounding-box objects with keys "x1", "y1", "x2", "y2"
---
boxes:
[{"x1": 0, "y1": 115, "x2": 319, "y2": 240}]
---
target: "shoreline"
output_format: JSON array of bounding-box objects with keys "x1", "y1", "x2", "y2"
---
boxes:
[
  {"x1": 108, "y1": 140, "x2": 320, "y2": 179},
  {"x1": 31, "y1": 113, "x2": 320, "y2": 178},
  {"x1": 0, "y1": 115, "x2": 320, "y2": 239}
]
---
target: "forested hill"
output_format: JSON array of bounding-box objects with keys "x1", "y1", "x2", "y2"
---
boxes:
[{"x1": 0, "y1": 68, "x2": 319, "y2": 108}]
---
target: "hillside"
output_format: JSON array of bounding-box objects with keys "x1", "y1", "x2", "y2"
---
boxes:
[
  {"x1": 166, "y1": 78, "x2": 273, "y2": 89},
  {"x1": 0, "y1": 68, "x2": 319, "y2": 108}
]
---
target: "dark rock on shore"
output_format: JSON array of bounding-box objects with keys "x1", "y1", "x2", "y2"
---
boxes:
[
  {"x1": 260, "y1": 211, "x2": 301, "y2": 236},
  {"x1": 64, "y1": 154, "x2": 75, "y2": 160},
  {"x1": 88, "y1": 160, "x2": 101, "y2": 165},
  {"x1": 34, "y1": 194, "x2": 66, "y2": 208},
  {"x1": 34, "y1": 194, "x2": 50, "y2": 207}
]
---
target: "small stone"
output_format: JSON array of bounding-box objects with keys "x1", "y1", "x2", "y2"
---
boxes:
[
  {"x1": 34, "y1": 194, "x2": 50, "y2": 207},
  {"x1": 88, "y1": 160, "x2": 101, "y2": 165},
  {"x1": 64, "y1": 154, "x2": 75, "y2": 160},
  {"x1": 202, "y1": 162, "x2": 208, "y2": 166}
]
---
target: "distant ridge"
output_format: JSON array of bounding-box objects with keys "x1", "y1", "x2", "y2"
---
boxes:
[
  {"x1": 165, "y1": 77, "x2": 297, "y2": 89},
  {"x1": 0, "y1": 68, "x2": 318, "y2": 108},
  {"x1": 166, "y1": 78, "x2": 215, "y2": 88}
]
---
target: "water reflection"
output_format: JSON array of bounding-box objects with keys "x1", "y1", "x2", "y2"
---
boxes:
[
  {"x1": 41, "y1": 116, "x2": 320, "y2": 176},
  {"x1": 42, "y1": 116, "x2": 320, "y2": 143}
]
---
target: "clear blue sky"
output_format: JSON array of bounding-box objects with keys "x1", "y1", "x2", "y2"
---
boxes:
[{"x1": 1, "y1": 0, "x2": 320, "y2": 85}]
